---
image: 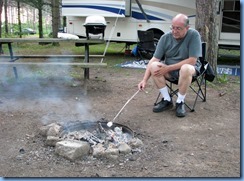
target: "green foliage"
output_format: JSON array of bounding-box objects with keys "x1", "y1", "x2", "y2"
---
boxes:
[
  {"x1": 1, "y1": 23, "x2": 52, "y2": 37},
  {"x1": 1, "y1": 23, "x2": 39, "y2": 36},
  {"x1": 216, "y1": 74, "x2": 228, "y2": 84},
  {"x1": 218, "y1": 49, "x2": 240, "y2": 65}
]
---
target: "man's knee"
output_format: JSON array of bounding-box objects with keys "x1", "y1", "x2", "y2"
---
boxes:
[
  {"x1": 180, "y1": 64, "x2": 195, "y2": 76},
  {"x1": 150, "y1": 62, "x2": 162, "y2": 72}
]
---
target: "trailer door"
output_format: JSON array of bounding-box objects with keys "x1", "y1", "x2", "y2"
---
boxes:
[{"x1": 219, "y1": 0, "x2": 240, "y2": 46}]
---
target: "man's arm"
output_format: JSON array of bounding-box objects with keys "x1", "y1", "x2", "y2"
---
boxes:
[{"x1": 138, "y1": 57, "x2": 161, "y2": 90}]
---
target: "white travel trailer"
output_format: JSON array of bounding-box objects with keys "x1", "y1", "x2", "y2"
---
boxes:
[{"x1": 61, "y1": 0, "x2": 240, "y2": 49}]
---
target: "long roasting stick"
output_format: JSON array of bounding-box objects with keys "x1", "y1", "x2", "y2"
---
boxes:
[{"x1": 107, "y1": 89, "x2": 140, "y2": 127}]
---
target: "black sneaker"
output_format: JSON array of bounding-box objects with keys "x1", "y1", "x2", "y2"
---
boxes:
[
  {"x1": 176, "y1": 102, "x2": 186, "y2": 117},
  {"x1": 153, "y1": 98, "x2": 173, "y2": 113}
]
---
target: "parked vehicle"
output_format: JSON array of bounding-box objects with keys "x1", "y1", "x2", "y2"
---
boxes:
[
  {"x1": 61, "y1": 0, "x2": 240, "y2": 49},
  {"x1": 15, "y1": 28, "x2": 36, "y2": 35},
  {"x1": 22, "y1": 28, "x2": 36, "y2": 35}
]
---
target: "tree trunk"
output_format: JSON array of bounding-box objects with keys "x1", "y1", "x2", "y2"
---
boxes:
[
  {"x1": 195, "y1": 0, "x2": 218, "y2": 74},
  {"x1": 38, "y1": 7, "x2": 43, "y2": 38},
  {"x1": 0, "y1": 0, "x2": 3, "y2": 53},
  {"x1": 51, "y1": 0, "x2": 60, "y2": 46},
  {"x1": 4, "y1": 0, "x2": 8, "y2": 34},
  {"x1": 52, "y1": 0, "x2": 60, "y2": 37},
  {"x1": 0, "y1": 0, "x2": 3, "y2": 37},
  {"x1": 17, "y1": 0, "x2": 22, "y2": 38}
]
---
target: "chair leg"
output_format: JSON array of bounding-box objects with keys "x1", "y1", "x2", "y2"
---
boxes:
[
  {"x1": 189, "y1": 76, "x2": 207, "y2": 111},
  {"x1": 154, "y1": 77, "x2": 207, "y2": 112},
  {"x1": 167, "y1": 82, "x2": 197, "y2": 112},
  {"x1": 137, "y1": 51, "x2": 143, "y2": 61},
  {"x1": 204, "y1": 78, "x2": 207, "y2": 101},
  {"x1": 154, "y1": 92, "x2": 161, "y2": 106}
]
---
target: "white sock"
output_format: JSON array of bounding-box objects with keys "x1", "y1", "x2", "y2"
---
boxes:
[
  {"x1": 159, "y1": 86, "x2": 171, "y2": 101},
  {"x1": 176, "y1": 93, "x2": 186, "y2": 103}
]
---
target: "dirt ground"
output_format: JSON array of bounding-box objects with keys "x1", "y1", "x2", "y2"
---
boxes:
[{"x1": 0, "y1": 60, "x2": 240, "y2": 178}]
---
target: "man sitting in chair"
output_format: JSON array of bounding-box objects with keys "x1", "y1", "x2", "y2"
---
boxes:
[{"x1": 138, "y1": 13, "x2": 202, "y2": 117}]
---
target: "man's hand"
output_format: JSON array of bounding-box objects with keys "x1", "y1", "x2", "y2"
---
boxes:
[
  {"x1": 138, "y1": 80, "x2": 146, "y2": 91},
  {"x1": 153, "y1": 64, "x2": 169, "y2": 77}
]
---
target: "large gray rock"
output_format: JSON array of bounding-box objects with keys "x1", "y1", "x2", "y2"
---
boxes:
[
  {"x1": 39, "y1": 123, "x2": 61, "y2": 137},
  {"x1": 104, "y1": 144, "x2": 119, "y2": 160},
  {"x1": 55, "y1": 140, "x2": 90, "y2": 161},
  {"x1": 92, "y1": 143, "x2": 106, "y2": 158},
  {"x1": 118, "y1": 142, "x2": 131, "y2": 154},
  {"x1": 45, "y1": 136, "x2": 62, "y2": 146},
  {"x1": 92, "y1": 143, "x2": 119, "y2": 160},
  {"x1": 128, "y1": 138, "x2": 144, "y2": 148},
  {"x1": 47, "y1": 123, "x2": 62, "y2": 137}
]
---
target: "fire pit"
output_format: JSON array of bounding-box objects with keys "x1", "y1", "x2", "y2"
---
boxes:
[
  {"x1": 61, "y1": 120, "x2": 134, "y2": 144},
  {"x1": 39, "y1": 119, "x2": 143, "y2": 161}
]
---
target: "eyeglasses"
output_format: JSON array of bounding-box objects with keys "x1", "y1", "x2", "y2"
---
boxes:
[{"x1": 170, "y1": 25, "x2": 184, "y2": 31}]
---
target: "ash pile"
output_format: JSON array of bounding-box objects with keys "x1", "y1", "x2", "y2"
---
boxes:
[{"x1": 39, "y1": 120, "x2": 143, "y2": 161}]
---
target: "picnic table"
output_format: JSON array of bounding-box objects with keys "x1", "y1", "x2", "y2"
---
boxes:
[{"x1": 0, "y1": 38, "x2": 107, "y2": 95}]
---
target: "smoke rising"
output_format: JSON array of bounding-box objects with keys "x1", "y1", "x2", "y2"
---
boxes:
[{"x1": 0, "y1": 57, "x2": 95, "y2": 125}]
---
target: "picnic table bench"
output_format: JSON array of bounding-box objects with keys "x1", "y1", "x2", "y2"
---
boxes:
[{"x1": 0, "y1": 38, "x2": 107, "y2": 95}]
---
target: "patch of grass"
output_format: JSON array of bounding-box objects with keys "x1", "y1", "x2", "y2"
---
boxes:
[
  {"x1": 215, "y1": 75, "x2": 240, "y2": 95},
  {"x1": 219, "y1": 48, "x2": 240, "y2": 56},
  {"x1": 218, "y1": 48, "x2": 240, "y2": 65},
  {"x1": 216, "y1": 74, "x2": 229, "y2": 84}
]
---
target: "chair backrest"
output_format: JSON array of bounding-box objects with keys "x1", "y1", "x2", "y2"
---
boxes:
[
  {"x1": 199, "y1": 42, "x2": 207, "y2": 73},
  {"x1": 137, "y1": 30, "x2": 156, "y2": 52},
  {"x1": 199, "y1": 42, "x2": 206, "y2": 63},
  {"x1": 138, "y1": 30, "x2": 154, "y2": 42}
]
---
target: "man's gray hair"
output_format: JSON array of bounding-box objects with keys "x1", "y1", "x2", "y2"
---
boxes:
[{"x1": 184, "y1": 17, "x2": 189, "y2": 26}]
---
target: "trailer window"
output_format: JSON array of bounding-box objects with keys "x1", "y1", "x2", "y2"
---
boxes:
[{"x1": 222, "y1": 0, "x2": 240, "y2": 33}]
